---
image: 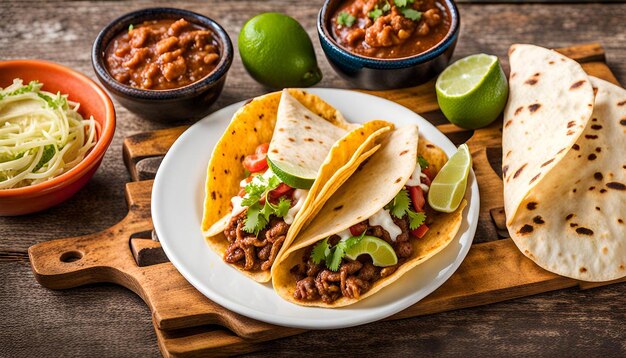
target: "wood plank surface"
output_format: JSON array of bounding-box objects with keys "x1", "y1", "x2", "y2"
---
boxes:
[{"x1": 1, "y1": 1, "x2": 625, "y2": 357}]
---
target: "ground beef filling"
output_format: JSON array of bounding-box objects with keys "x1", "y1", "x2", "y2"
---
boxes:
[
  {"x1": 224, "y1": 210, "x2": 289, "y2": 272},
  {"x1": 291, "y1": 215, "x2": 412, "y2": 303}
]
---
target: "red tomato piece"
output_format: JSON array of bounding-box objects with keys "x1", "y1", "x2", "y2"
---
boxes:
[
  {"x1": 269, "y1": 183, "x2": 293, "y2": 200},
  {"x1": 407, "y1": 185, "x2": 425, "y2": 212},
  {"x1": 349, "y1": 222, "x2": 368, "y2": 236},
  {"x1": 422, "y1": 167, "x2": 435, "y2": 182},
  {"x1": 242, "y1": 144, "x2": 270, "y2": 173},
  {"x1": 411, "y1": 224, "x2": 429, "y2": 239}
]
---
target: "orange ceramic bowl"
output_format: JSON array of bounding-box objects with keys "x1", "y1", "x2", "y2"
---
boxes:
[{"x1": 0, "y1": 60, "x2": 116, "y2": 216}]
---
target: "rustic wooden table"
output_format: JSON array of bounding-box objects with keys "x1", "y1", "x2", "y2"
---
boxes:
[{"x1": 1, "y1": 1, "x2": 625, "y2": 357}]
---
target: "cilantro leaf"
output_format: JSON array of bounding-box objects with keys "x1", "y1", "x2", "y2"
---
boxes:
[
  {"x1": 407, "y1": 210, "x2": 426, "y2": 230},
  {"x1": 327, "y1": 245, "x2": 345, "y2": 271},
  {"x1": 401, "y1": 8, "x2": 422, "y2": 21},
  {"x1": 385, "y1": 188, "x2": 410, "y2": 219},
  {"x1": 418, "y1": 155, "x2": 429, "y2": 169},
  {"x1": 368, "y1": 7, "x2": 383, "y2": 20},
  {"x1": 274, "y1": 197, "x2": 292, "y2": 217},
  {"x1": 311, "y1": 239, "x2": 330, "y2": 264},
  {"x1": 394, "y1": 0, "x2": 408, "y2": 6},
  {"x1": 382, "y1": 1, "x2": 391, "y2": 12},
  {"x1": 337, "y1": 12, "x2": 356, "y2": 27},
  {"x1": 243, "y1": 203, "x2": 266, "y2": 235}
]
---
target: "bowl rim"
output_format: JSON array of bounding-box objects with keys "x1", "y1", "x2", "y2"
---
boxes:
[
  {"x1": 91, "y1": 7, "x2": 233, "y2": 99},
  {"x1": 0, "y1": 59, "x2": 116, "y2": 197},
  {"x1": 317, "y1": 0, "x2": 460, "y2": 66}
]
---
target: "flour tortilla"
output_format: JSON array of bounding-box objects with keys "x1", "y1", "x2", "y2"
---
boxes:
[
  {"x1": 201, "y1": 89, "x2": 390, "y2": 282},
  {"x1": 273, "y1": 127, "x2": 468, "y2": 307},
  {"x1": 504, "y1": 45, "x2": 626, "y2": 282}
]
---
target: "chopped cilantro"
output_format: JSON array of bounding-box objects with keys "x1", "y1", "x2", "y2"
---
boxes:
[
  {"x1": 418, "y1": 155, "x2": 429, "y2": 169},
  {"x1": 385, "y1": 188, "x2": 428, "y2": 231},
  {"x1": 311, "y1": 230, "x2": 366, "y2": 271},
  {"x1": 240, "y1": 173, "x2": 292, "y2": 236},
  {"x1": 401, "y1": 8, "x2": 422, "y2": 21},
  {"x1": 394, "y1": 0, "x2": 413, "y2": 6},
  {"x1": 368, "y1": 7, "x2": 383, "y2": 21},
  {"x1": 382, "y1": 1, "x2": 391, "y2": 12},
  {"x1": 311, "y1": 238, "x2": 330, "y2": 264},
  {"x1": 337, "y1": 12, "x2": 356, "y2": 27},
  {"x1": 33, "y1": 145, "x2": 56, "y2": 172}
]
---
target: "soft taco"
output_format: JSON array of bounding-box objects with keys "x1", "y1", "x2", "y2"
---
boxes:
[
  {"x1": 503, "y1": 44, "x2": 625, "y2": 282},
  {"x1": 272, "y1": 126, "x2": 467, "y2": 307},
  {"x1": 201, "y1": 89, "x2": 392, "y2": 282}
]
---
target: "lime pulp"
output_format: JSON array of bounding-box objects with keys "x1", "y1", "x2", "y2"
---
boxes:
[
  {"x1": 427, "y1": 144, "x2": 471, "y2": 213},
  {"x1": 344, "y1": 236, "x2": 398, "y2": 267}
]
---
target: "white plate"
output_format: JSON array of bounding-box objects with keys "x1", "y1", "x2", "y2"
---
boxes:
[{"x1": 152, "y1": 89, "x2": 479, "y2": 330}]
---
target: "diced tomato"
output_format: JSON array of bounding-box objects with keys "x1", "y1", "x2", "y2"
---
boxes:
[
  {"x1": 349, "y1": 222, "x2": 368, "y2": 236},
  {"x1": 242, "y1": 143, "x2": 270, "y2": 173},
  {"x1": 411, "y1": 224, "x2": 429, "y2": 239},
  {"x1": 407, "y1": 185, "x2": 426, "y2": 212},
  {"x1": 269, "y1": 183, "x2": 293, "y2": 200},
  {"x1": 255, "y1": 143, "x2": 269, "y2": 155},
  {"x1": 238, "y1": 188, "x2": 246, "y2": 197},
  {"x1": 420, "y1": 172, "x2": 432, "y2": 187},
  {"x1": 422, "y1": 167, "x2": 435, "y2": 182}
]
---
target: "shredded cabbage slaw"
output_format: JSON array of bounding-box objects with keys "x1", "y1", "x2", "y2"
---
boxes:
[{"x1": 0, "y1": 79, "x2": 97, "y2": 189}]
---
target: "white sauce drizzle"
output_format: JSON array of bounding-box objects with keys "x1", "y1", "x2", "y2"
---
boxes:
[
  {"x1": 368, "y1": 208, "x2": 402, "y2": 242},
  {"x1": 229, "y1": 168, "x2": 275, "y2": 217},
  {"x1": 284, "y1": 189, "x2": 308, "y2": 225},
  {"x1": 405, "y1": 163, "x2": 430, "y2": 192},
  {"x1": 336, "y1": 229, "x2": 353, "y2": 241}
]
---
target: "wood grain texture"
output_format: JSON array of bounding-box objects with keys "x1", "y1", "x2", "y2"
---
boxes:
[{"x1": 1, "y1": 1, "x2": 626, "y2": 357}]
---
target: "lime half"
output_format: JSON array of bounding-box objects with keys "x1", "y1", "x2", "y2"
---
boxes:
[
  {"x1": 267, "y1": 156, "x2": 315, "y2": 189},
  {"x1": 428, "y1": 144, "x2": 471, "y2": 213},
  {"x1": 344, "y1": 236, "x2": 398, "y2": 267},
  {"x1": 436, "y1": 54, "x2": 508, "y2": 129}
]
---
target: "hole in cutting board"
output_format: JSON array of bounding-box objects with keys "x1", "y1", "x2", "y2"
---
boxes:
[{"x1": 60, "y1": 251, "x2": 83, "y2": 263}]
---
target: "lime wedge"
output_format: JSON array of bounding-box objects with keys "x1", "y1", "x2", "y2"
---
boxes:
[
  {"x1": 436, "y1": 54, "x2": 508, "y2": 129},
  {"x1": 267, "y1": 156, "x2": 315, "y2": 189},
  {"x1": 344, "y1": 236, "x2": 398, "y2": 267},
  {"x1": 427, "y1": 144, "x2": 471, "y2": 213}
]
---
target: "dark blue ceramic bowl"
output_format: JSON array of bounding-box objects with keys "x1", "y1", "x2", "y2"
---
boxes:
[
  {"x1": 92, "y1": 8, "x2": 233, "y2": 122},
  {"x1": 318, "y1": 0, "x2": 460, "y2": 90}
]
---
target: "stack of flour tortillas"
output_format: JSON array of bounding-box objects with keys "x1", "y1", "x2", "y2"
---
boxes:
[{"x1": 502, "y1": 44, "x2": 625, "y2": 282}]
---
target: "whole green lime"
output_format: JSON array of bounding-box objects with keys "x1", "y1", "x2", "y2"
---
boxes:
[
  {"x1": 239, "y1": 13, "x2": 322, "y2": 88},
  {"x1": 436, "y1": 54, "x2": 509, "y2": 129}
]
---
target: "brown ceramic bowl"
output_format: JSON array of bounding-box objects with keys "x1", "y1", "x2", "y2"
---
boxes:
[{"x1": 0, "y1": 60, "x2": 116, "y2": 216}]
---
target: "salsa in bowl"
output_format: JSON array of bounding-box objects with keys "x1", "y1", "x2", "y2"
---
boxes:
[{"x1": 318, "y1": 0, "x2": 460, "y2": 89}]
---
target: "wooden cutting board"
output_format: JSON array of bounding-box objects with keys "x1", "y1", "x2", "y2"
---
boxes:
[{"x1": 28, "y1": 43, "x2": 624, "y2": 357}]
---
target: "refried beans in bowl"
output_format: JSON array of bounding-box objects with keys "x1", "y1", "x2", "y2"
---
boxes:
[
  {"x1": 92, "y1": 8, "x2": 233, "y2": 121},
  {"x1": 105, "y1": 18, "x2": 221, "y2": 90}
]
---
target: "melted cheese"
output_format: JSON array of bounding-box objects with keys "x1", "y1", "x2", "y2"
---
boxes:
[
  {"x1": 368, "y1": 208, "x2": 402, "y2": 242},
  {"x1": 283, "y1": 189, "x2": 308, "y2": 225}
]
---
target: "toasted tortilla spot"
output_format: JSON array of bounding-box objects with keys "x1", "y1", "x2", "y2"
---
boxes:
[
  {"x1": 600, "y1": 189, "x2": 607, "y2": 193},
  {"x1": 518, "y1": 224, "x2": 534, "y2": 234},
  {"x1": 592, "y1": 118, "x2": 597, "y2": 122},
  {"x1": 573, "y1": 188, "x2": 577, "y2": 193},
  {"x1": 304, "y1": 115, "x2": 311, "y2": 120},
  {"x1": 529, "y1": 173, "x2": 541, "y2": 184},
  {"x1": 211, "y1": 191, "x2": 216, "y2": 200},
  {"x1": 567, "y1": 121, "x2": 576, "y2": 128},
  {"x1": 606, "y1": 182, "x2": 626, "y2": 190},
  {"x1": 602, "y1": 247, "x2": 609, "y2": 254},
  {"x1": 585, "y1": 135, "x2": 598, "y2": 139},
  {"x1": 526, "y1": 202, "x2": 537, "y2": 210},
  {"x1": 570, "y1": 223, "x2": 579, "y2": 227},
  {"x1": 570, "y1": 80, "x2": 586, "y2": 90},
  {"x1": 515, "y1": 107, "x2": 524, "y2": 115},
  {"x1": 333, "y1": 205, "x2": 344, "y2": 211},
  {"x1": 620, "y1": 119, "x2": 626, "y2": 126},
  {"x1": 565, "y1": 213, "x2": 574, "y2": 221},
  {"x1": 528, "y1": 103, "x2": 541, "y2": 112},
  {"x1": 505, "y1": 120, "x2": 513, "y2": 127},
  {"x1": 572, "y1": 144, "x2": 580, "y2": 151},
  {"x1": 525, "y1": 78, "x2": 538, "y2": 85},
  {"x1": 304, "y1": 138, "x2": 314, "y2": 142},
  {"x1": 426, "y1": 144, "x2": 435, "y2": 148},
  {"x1": 502, "y1": 165, "x2": 509, "y2": 177},
  {"x1": 567, "y1": 130, "x2": 575, "y2": 135},
  {"x1": 557, "y1": 147, "x2": 567, "y2": 154},
  {"x1": 580, "y1": 267, "x2": 587, "y2": 273},
  {"x1": 595, "y1": 206, "x2": 601, "y2": 211},
  {"x1": 513, "y1": 163, "x2": 527, "y2": 178},
  {"x1": 549, "y1": 60, "x2": 555, "y2": 64},
  {"x1": 596, "y1": 147, "x2": 602, "y2": 153},
  {"x1": 278, "y1": 128, "x2": 285, "y2": 132},
  {"x1": 400, "y1": 150, "x2": 409, "y2": 156},
  {"x1": 506, "y1": 150, "x2": 512, "y2": 158},
  {"x1": 288, "y1": 138, "x2": 295, "y2": 142},
  {"x1": 619, "y1": 219, "x2": 624, "y2": 224},
  {"x1": 533, "y1": 215, "x2": 545, "y2": 224},
  {"x1": 304, "y1": 125, "x2": 312, "y2": 129},
  {"x1": 594, "y1": 172, "x2": 603, "y2": 181},
  {"x1": 589, "y1": 186, "x2": 595, "y2": 191},
  {"x1": 394, "y1": 177, "x2": 402, "y2": 183},
  {"x1": 576, "y1": 227, "x2": 594, "y2": 235},
  {"x1": 591, "y1": 124, "x2": 603, "y2": 130},
  {"x1": 618, "y1": 100, "x2": 626, "y2": 106},
  {"x1": 541, "y1": 158, "x2": 555, "y2": 167}
]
